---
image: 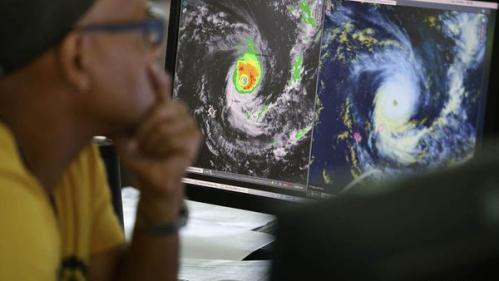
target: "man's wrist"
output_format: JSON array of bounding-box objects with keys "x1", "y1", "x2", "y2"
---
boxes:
[
  {"x1": 134, "y1": 179, "x2": 187, "y2": 235},
  {"x1": 138, "y1": 192, "x2": 183, "y2": 222},
  {"x1": 136, "y1": 202, "x2": 189, "y2": 236},
  {"x1": 136, "y1": 178, "x2": 185, "y2": 219}
]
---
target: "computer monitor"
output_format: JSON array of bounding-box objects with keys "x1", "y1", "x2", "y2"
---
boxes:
[
  {"x1": 165, "y1": 0, "x2": 498, "y2": 213},
  {"x1": 271, "y1": 142, "x2": 499, "y2": 281}
]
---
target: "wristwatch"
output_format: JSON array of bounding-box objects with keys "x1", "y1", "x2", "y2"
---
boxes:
[{"x1": 137, "y1": 201, "x2": 189, "y2": 236}]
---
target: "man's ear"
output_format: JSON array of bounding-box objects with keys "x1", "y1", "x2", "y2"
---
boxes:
[{"x1": 58, "y1": 32, "x2": 90, "y2": 93}]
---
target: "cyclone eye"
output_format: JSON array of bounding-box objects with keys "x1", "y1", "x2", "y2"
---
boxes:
[{"x1": 241, "y1": 75, "x2": 248, "y2": 85}]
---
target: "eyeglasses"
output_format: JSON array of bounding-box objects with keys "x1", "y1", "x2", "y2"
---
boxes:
[{"x1": 76, "y1": 17, "x2": 166, "y2": 48}]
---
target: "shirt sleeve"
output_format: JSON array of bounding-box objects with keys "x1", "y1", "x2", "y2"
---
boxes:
[{"x1": 89, "y1": 145, "x2": 125, "y2": 255}]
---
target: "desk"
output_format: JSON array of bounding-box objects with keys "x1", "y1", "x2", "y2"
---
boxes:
[{"x1": 122, "y1": 187, "x2": 275, "y2": 281}]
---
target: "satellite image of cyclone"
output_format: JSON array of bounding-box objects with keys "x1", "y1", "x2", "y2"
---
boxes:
[
  {"x1": 309, "y1": 1, "x2": 491, "y2": 194},
  {"x1": 174, "y1": 0, "x2": 324, "y2": 185}
]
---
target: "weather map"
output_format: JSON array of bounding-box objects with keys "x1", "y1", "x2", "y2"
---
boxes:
[
  {"x1": 174, "y1": 0, "x2": 324, "y2": 185},
  {"x1": 309, "y1": 1, "x2": 491, "y2": 193}
]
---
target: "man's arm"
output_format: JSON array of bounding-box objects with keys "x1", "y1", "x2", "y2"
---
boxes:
[
  {"x1": 90, "y1": 206, "x2": 180, "y2": 281},
  {"x1": 90, "y1": 64, "x2": 201, "y2": 281}
]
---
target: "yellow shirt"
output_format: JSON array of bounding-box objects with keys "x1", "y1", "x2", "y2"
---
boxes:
[{"x1": 0, "y1": 122, "x2": 125, "y2": 281}]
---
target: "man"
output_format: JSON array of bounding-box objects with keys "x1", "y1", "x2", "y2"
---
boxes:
[{"x1": 0, "y1": 0, "x2": 201, "y2": 280}]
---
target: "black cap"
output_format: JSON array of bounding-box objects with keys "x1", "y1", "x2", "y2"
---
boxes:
[{"x1": 0, "y1": 0, "x2": 96, "y2": 77}]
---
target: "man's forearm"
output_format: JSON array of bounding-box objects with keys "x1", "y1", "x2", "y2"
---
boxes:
[
  {"x1": 114, "y1": 225, "x2": 179, "y2": 281},
  {"x1": 114, "y1": 193, "x2": 183, "y2": 281}
]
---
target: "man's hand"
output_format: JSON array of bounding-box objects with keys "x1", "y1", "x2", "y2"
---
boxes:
[{"x1": 115, "y1": 64, "x2": 202, "y2": 221}]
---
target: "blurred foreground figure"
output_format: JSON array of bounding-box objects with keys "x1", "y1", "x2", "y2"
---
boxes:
[
  {"x1": 272, "y1": 143, "x2": 499, "y2": 281},
  {"x1": 0, "y1": 0, "x2": 201, "y2": 280}
]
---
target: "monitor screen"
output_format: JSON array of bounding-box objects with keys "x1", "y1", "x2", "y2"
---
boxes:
[{"x1": 167, "y1": 0, "x2": 498, "y2": 207}]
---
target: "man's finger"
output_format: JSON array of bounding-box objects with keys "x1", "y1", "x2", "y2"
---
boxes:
[
  {"x1": 141, "y1": 118, "x2": 195, "y2": 153},
  {"x1": 148, "y1": 63, "x2": 172, "y2": 103},
  {"x1": 137, "y1": 103, "x2": 178, "y2": 142},
  {"x1": 142, "y1": 120, "x2": 199, "y2": 156},
  {"x1": 137, "y1": 102, "x2": 191, "y2": 147}
]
